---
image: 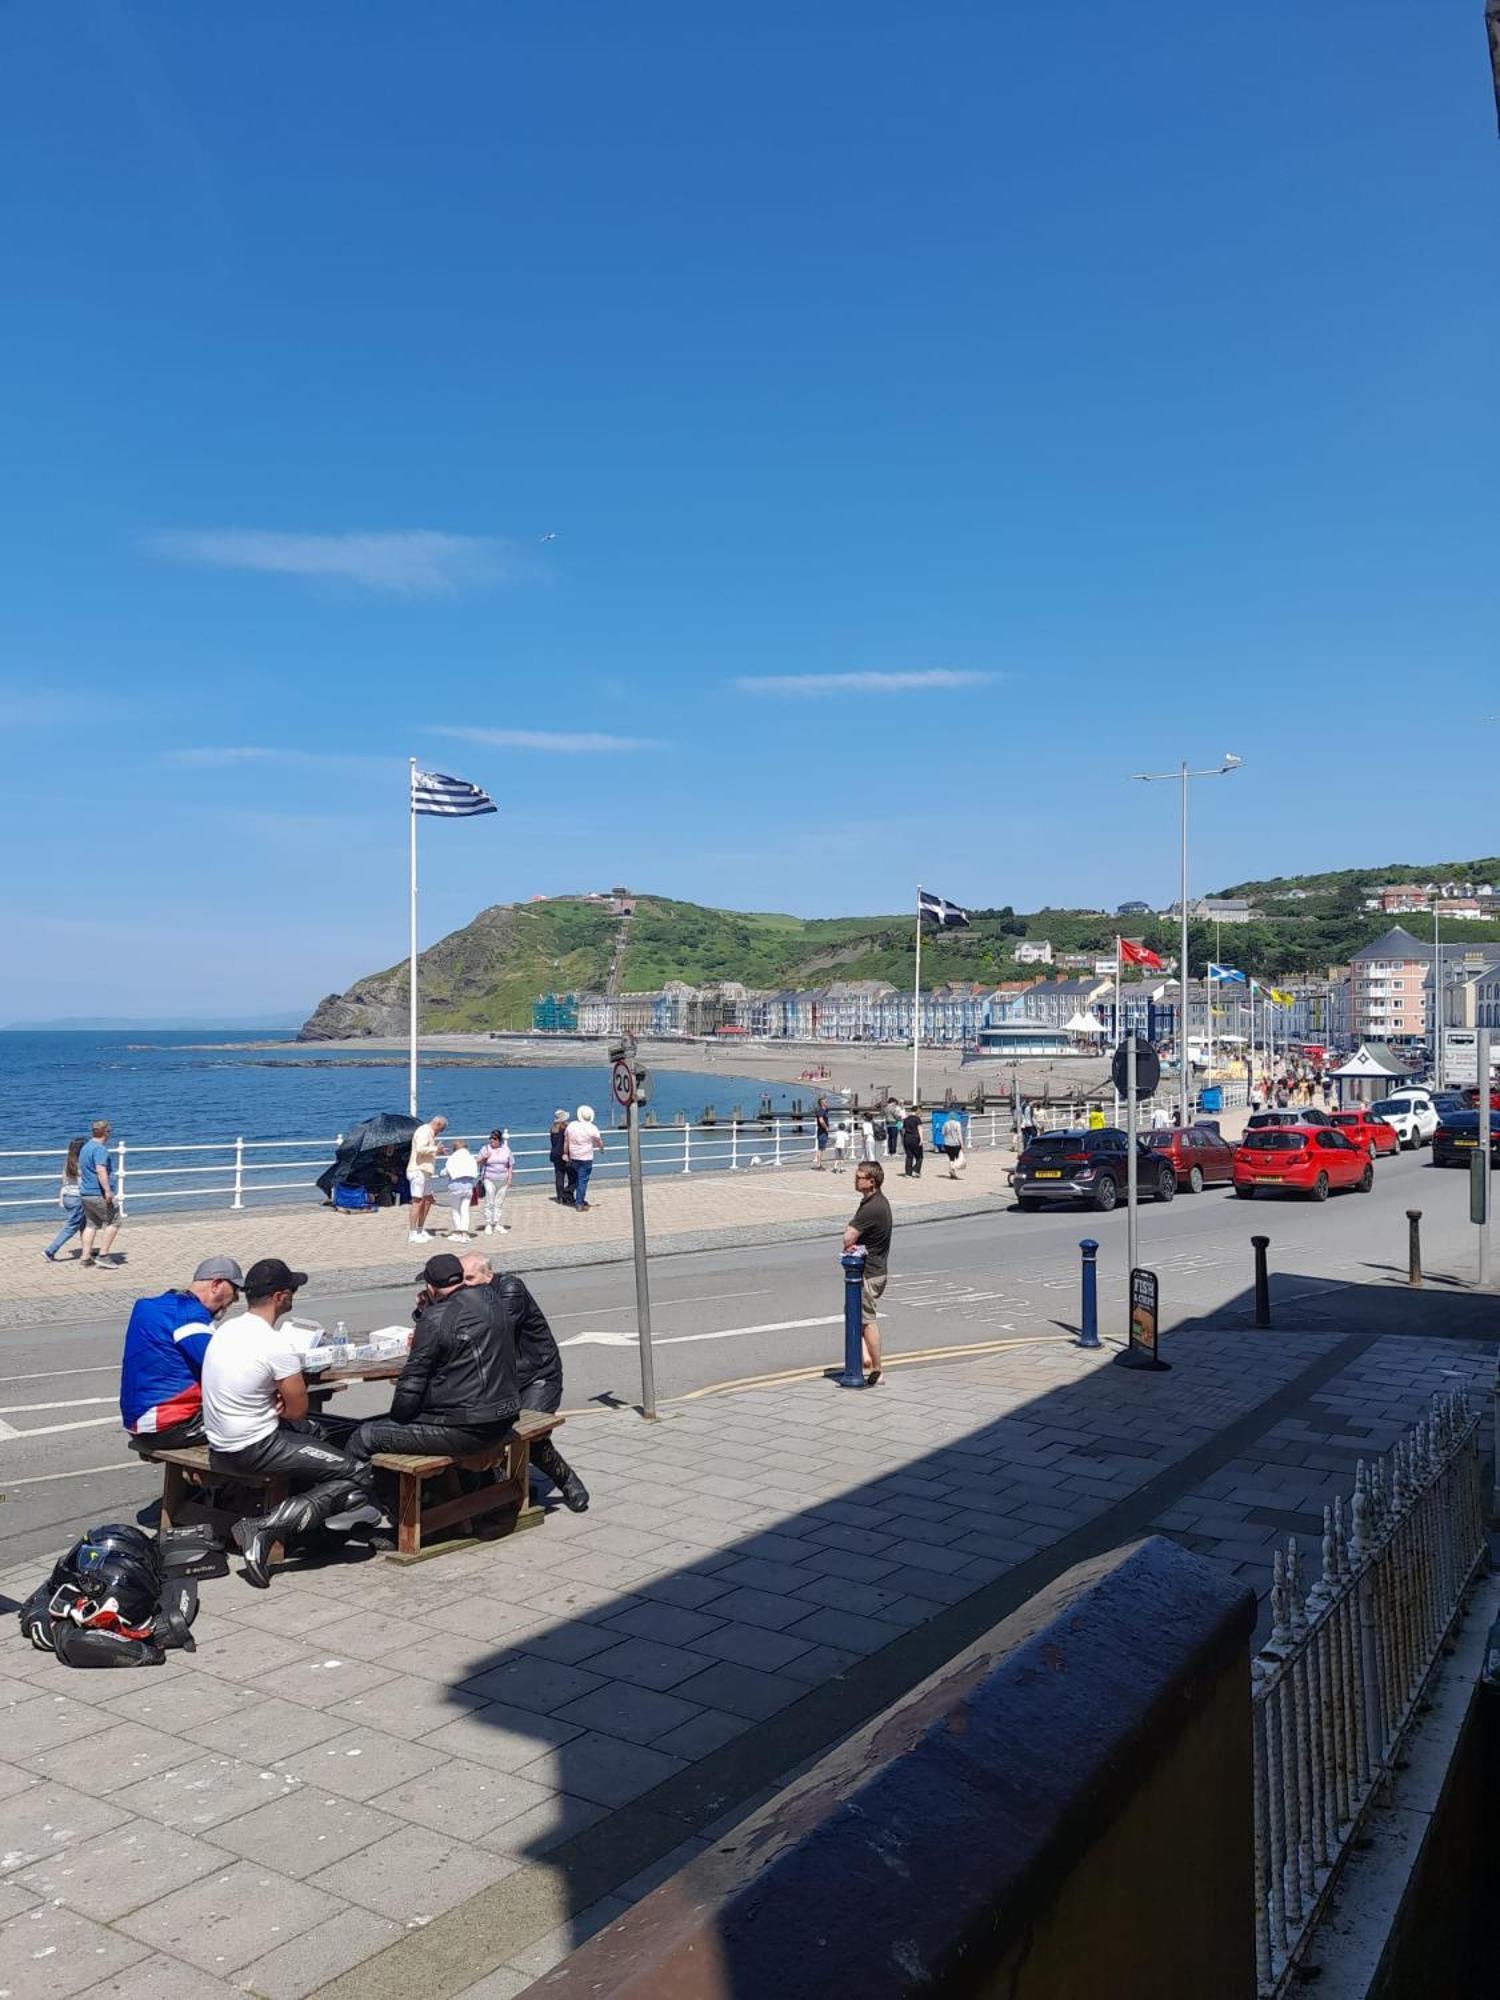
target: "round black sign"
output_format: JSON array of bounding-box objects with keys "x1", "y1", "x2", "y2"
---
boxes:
[{"x1": 1111, "y1": 1040, "x2": 1162, "y2": 1099}]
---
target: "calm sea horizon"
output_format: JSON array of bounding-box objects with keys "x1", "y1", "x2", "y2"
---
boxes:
[{"x1": 0, "y1": 1029, "x2": 815, "y2": 1153}]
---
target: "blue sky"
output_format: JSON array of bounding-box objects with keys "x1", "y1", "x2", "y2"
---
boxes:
[{"x1": 3, "y1": 2, "x2": 1497, "y2": 1018}]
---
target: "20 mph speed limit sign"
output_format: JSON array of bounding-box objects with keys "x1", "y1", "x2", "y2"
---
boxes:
[{"x1": 611, "y1": 1060, "x2": 636, "y2": 1107}]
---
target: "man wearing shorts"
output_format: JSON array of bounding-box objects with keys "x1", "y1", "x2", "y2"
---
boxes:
[
  {"x1": 844, "y1": 1160, "x2": 893, "y2": 1385},
  {"x1": 78, "y1": 1119, "x2": 123, "y2": 1267},
  {"x1": 407, "y1": 1113, "x2": 447, "y2": 1243}
]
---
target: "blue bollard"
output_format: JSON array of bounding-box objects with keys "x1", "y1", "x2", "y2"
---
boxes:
[
  {"x1": 837, "y1": 1248, "x2": 867, "y2": 1387},
  {"x1": 1078, "y1": 1238, "x2": 1100, "y2": 1349}
]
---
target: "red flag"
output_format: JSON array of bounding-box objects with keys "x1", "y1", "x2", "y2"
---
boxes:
[{"x1": 1118, "y1": 937, "x2": 1164, "y2": 969}]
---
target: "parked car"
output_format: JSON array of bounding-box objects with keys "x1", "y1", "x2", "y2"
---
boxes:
[
  {"x1": 1366, "y1": 1092, "x2": 1438, "y2": 1149},
  {"x1": 1232, "y1": 1126, "x2": 1373, "y2": 1201},
  {"x1": 1429, "y1": 1091, "x2": 1468, "y2": 1118},
  {"x1": 1328, "y1": 1108, "x2": 1400, "y2": 1158},
  {"x1": 1141, "y1": 1123, "x2": 1236, "y2": 1192},
  {"x1": 1011, "y1": 1128, "x2": 1176, "y2": 1212},
  {"x1": 1245, "y1": 1109, "x2": 1332, "y2": 1131},
  {"x1": 1431, "y1": 1110, "x2": 1500, "y2": 1169}
]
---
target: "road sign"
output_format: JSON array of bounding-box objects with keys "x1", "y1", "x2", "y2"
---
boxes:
[
  {"x1": 611, "y1": 1060, "x2": 636, "y2": 1108},
  {"x1": 1112, "y1": 1039, "x2": 1161, "y2": 1099}
]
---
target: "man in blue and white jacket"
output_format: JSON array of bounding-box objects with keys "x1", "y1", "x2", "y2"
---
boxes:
[{"x1": 119, "y1": 1256, "x2": 244, "y2": 1449}]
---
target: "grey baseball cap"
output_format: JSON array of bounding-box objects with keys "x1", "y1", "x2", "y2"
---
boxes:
[{"x1": 193, "y1": 1256, "x2": 245, "y2": 1289}]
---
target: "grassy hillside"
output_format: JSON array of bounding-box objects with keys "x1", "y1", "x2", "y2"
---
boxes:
[{"x1": 301, "y1": 879, "x2": 1500, "y2": 1037}]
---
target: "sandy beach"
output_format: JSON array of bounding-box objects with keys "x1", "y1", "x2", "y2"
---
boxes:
[{"x1": 259, "y1": 1032, "x2": 1117, "y2": 1105}]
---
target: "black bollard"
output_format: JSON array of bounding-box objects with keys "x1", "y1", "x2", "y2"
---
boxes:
[
  {"x1": 1407, "y1": 1209, "x2": 1423, "y2": 1289},
  {"x1": 837, "y1": 1248, "x2": 867, "y2": 1388},
  {"x1": 1251, "y1": 1235, "x2": 1271, "y2": 1328}
]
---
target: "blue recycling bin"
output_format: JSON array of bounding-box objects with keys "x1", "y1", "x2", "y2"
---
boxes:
[
  {"x1": 930, "y1": 1109, "x2": 969, "y2": 1151},
  {"x1": 1200, "y1": 1086, "x2": 1223, "y2": 1114}
]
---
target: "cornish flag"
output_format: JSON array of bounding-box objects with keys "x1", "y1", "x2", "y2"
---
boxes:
[
  {"x1": 411, "y1": 769, "x2": 498, "y2": 818},
  {"x1": 918, "y1": 887, "x2": 971, "y2": 929}
]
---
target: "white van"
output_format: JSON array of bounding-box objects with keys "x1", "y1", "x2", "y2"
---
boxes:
[{"x1": 1367, "y1": 1092, "x2": 1438, "y2": 1149}]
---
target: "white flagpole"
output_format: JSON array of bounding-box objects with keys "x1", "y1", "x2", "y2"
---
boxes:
[
  {"x1": 910, "y1": 892, "x2": 923, "y2": 1105},
  {"x1": 1113, "y1": 936, "x2": 1122, "y2": 1123},
  {"x1": 408, "y1": 757, "x2": 419, "y2": 1117}
]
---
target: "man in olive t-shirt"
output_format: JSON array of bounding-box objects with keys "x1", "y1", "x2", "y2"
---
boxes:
[{"x1": 844, "y1": 1160, "x2": 893, "y2": 1384}]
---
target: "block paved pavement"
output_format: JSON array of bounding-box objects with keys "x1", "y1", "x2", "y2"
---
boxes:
[{"x1": 0, "y1": 1315, "x2": 1490, "y2": 1999}]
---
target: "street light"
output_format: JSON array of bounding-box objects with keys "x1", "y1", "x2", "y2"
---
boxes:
[{"x1": 1130, "y1": 754, "x2": 1244, "y2": 1126}]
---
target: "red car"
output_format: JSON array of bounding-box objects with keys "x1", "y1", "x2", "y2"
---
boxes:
[
  {"x1": 1328, "y1": 1108, "x2": 1399, "y2": 1159},
  {"x1": 1233, "y1": 1125, "x2": 1374, "y2": 1201},
  {"x1": 1141, "y1": 1124, "x2": 1237, "y2": 1192}
]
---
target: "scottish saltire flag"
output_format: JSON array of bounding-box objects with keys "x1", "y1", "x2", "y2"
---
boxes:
[
  {"x1": 1207, "y1": 962, "x2": 1248, "y2": 984},
  {"x1": 411, "y1": 769, "x2": 497, "y2": 818},
  {"x1": 918, "y1": 888, "x2": 971, "y2": 929}
]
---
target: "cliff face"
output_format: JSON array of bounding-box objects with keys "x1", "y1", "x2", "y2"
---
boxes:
[{"x1": 298, "y1": 898, "x2": 623, "y2": 1039}]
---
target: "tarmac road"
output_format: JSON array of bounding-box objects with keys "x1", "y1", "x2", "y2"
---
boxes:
[{"x1": 0, "y1": 1146, "x2": 1486, "y2": 1569}]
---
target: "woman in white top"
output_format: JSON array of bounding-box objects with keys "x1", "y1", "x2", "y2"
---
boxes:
[
  {"x1": 476, "y1": 1128, "x2": 514, "y2": 1234},
  {"x1": 564, "y1": 1104, "x2": 604, "y2": 1210},
  {"x1": 444, "y1": 1138, "x2": 479, "y2": 1238}
]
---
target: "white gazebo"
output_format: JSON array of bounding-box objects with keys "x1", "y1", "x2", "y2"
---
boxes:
[{"x1": 1328, "y1": 1042, "x2": 1420, "y2": 1104}]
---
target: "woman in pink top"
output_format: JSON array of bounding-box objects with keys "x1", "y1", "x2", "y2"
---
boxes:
[{"x1": 476, "y1": 1128, "x2": 514, "y2": 1234}]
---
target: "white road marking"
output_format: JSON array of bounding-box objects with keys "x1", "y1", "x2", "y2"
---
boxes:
[
  {"x1": 0, "y1": 1398, "x2": 116, "y2": 1415},
  {"x1": 0, "y1": 1419, "x2": 18, "y2": 1441},
  {"x1": 0, "y1": 1363, "x2": 117, "y2": 1386},
  {"x1": 550, "y1": 1288, "x2": 769, "y2": 1321},
  {"x1": 3, "y1": 1460, "x2": 141, "y2": 1488},
  {"x1": 562, "y1": 1314, "x2": 842, "y2": 1349},
  {"x1": 2, "y1": 1416, "x2": 119, "y2": 1438}
]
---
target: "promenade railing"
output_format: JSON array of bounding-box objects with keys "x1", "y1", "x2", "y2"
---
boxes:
[
  {"x1": 0, "y1": 1110, "x2": 1017, "y2": 1221},
  {"x1": 1249, "y1": 1388, "x2": 1485, "y2": 1996}
]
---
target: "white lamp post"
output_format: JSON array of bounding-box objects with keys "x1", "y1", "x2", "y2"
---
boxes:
[{"x1": 1131, "y1": 755, "x2": 1243, "y2": 1126}]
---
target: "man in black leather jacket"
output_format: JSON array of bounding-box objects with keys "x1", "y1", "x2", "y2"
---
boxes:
[
  {"x1": 461, "y1": 1251, "x2": 589, "y2": 1512},
  {"x1": 347, "y1": 1252, "x2": 519, "y2": 1465}
]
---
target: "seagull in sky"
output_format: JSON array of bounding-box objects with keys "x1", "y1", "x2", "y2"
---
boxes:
[{"x1": 538, "y1": 531, "x2": 557, "y2": 543}]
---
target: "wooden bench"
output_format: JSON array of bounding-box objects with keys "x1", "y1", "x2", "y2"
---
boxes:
[{"x1": 139, "y1": 1409, "x2": 564, "y2": 1567}]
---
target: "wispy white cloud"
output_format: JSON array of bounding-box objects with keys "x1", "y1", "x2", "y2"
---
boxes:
[
  {"x1": 161, "y1": 747, "x2": 396, "y2": 770},
  {"x1": 733, "y1": 669, "x2": 1000, "y2": 697},
  {"x1": 431, "y1": 727, "x2": 669, "y2": 753},
  {"x1": 149, "y1": 529, "x2": 520, "y2": 596}
]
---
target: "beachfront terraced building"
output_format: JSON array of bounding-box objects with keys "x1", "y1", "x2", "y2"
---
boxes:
[{"x1": 544, "y1": 980, "x2": 1023, "y2": 1047}]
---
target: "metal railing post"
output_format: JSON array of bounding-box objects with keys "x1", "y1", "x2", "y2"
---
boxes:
[
  {"x1": 773, "y1": 1119, "x2": 783, "y2": 1167},
  {"x1": 232, "y1": 1136, "x2": 245, "y2": 1211},
  {"x1": 836, "y1": 1248, "x2": 867, "y2": 1388},
  {"x1": 730, "y1": 1119, "x2": 739, "y2": 1171},
  {"x1": 1406, "y1": 1209, "x2": 1422, "y2": 1288},
  {"x1": 682, "y1": 1124, "x2": 691, "y2": 1174},
  {"x1": 116, "y1": 1140, "x2": 127, "y2": 1216},
  {"x1": 1252, "y1": 1235, "x2": 1272, "y2": 1327},
  {"x1": 1078, "y1": 1238, "x2": 1100, "y2": 1348}
]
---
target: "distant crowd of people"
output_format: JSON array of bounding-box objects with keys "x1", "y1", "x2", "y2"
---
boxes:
[
  {"x1": 407, "y1": 1104, "x2": 604, "y2": 1242},
  {"x1": 812, "y1": 1099, "x2": 967, "y2": 1180}
]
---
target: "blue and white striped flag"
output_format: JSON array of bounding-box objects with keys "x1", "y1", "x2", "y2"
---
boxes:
[
  {"x1": 411, "y1": 769, "x2": 497, "y2": 818},
  {"x1": 1207, "y1": 962, "x2": 1247, "y2": 985}
]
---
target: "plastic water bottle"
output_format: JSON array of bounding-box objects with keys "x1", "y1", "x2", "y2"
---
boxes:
[{"x1": 333, "y1": 1320, "x2": 348, "y2": 1344}]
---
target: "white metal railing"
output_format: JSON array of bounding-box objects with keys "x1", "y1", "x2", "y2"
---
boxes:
[
  {"x1": 0, "y1": 1108, "x2": 1015, "y2": 1221},
  {"x1": 1250, "y1": 1388, "x2": 1484, "y2": 1996}
]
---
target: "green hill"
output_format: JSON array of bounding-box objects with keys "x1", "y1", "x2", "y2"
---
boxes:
[{"x1": 299, "y1": 877, "x2": 1500, "y2": 1038}]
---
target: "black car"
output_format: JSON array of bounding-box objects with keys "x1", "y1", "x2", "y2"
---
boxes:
[
  {"x1": 1012, "y1": 1128, "x2": 1176, "y2": 1212},
  {"x1": 1431, "y1": 1110, "x2": 1500, "y2": 1169}
]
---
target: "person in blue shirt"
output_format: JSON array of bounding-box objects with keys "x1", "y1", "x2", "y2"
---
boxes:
[
  {"x1": 120, "y1": 1257, "x2": 244, "y2": 1449},
  {"x1": 78, "y1": 1119, "x2": 123, "y2": 1268}
]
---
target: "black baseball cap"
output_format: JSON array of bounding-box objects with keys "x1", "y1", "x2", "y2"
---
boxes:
[
  {"x1": 419, "y1": 1252, "x2": 465, "y2": 1288},
  {"x1": 243, "y1": 1257, "x2": 308, "y2": 1300}
]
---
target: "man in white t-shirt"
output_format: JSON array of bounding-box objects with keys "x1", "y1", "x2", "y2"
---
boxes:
[
  {"x1": 407, "y1": 1114, "x2": 447, "y2": 1243},
  {"x1": 564, "y1": 1104, "x2": 603, "y2": 1210},
  {"x1": 203, "y1": 1257, "x2": 375, "y2": 1587}
]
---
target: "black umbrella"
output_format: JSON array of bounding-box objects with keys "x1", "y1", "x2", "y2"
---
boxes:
[{"x1": 315, "y1": 1113, "x2": 421, "y2": 1204}]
